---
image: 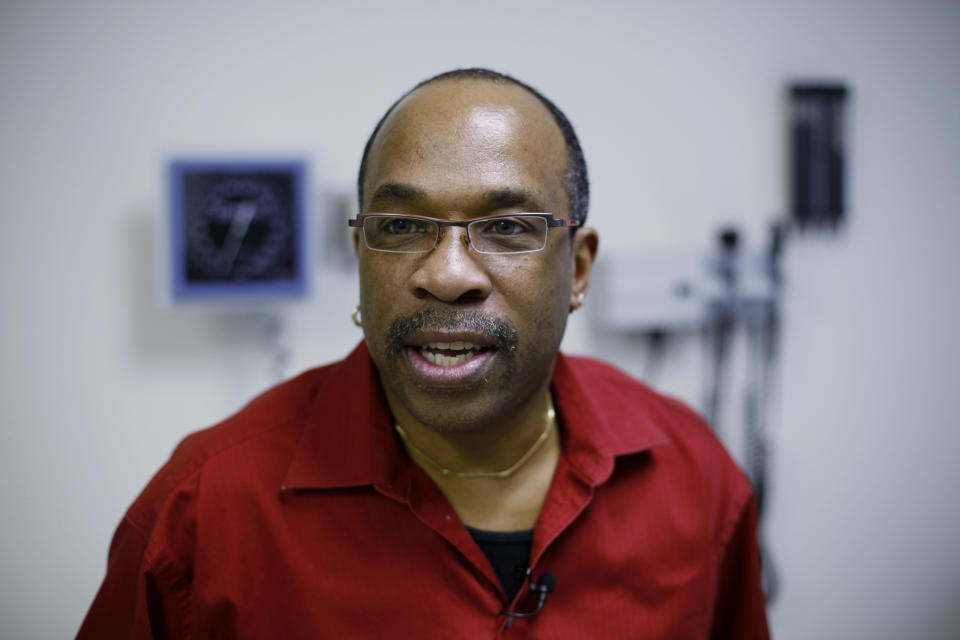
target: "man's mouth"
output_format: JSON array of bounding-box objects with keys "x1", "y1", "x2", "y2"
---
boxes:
[
  {"x1": 404, "y1": 339, "x2": 497, "y2": 386},
  {"x1": 417, "y1": 341, "x2": 489, "y2": 367},
  {"x1": 385, "y1": 309, "x2": 519, "y2": 388}
]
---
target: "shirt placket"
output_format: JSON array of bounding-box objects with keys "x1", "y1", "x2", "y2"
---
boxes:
[{"x1": 373, "y1": 461, "x2": 506, "y2": 599}]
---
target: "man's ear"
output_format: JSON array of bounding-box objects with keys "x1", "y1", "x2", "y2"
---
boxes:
[
  {"x1": 569, "y1": 228, "x2": 599, "y2": 312},
  {"x1": 352, "y1": 229, "x2": 361, "y2": 256}
]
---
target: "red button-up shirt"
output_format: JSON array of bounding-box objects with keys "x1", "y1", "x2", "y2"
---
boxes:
[{"x1": 79, "y1": 343, "x2": 770, "y2": 639}]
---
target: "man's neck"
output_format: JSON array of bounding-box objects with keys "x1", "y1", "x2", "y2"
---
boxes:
[
  {"x1": 386, "y1": 384, "x2": 553, "y2": 474},
  {"x1": 385, "y1": 384, "x2": 562, "y2": 531}
]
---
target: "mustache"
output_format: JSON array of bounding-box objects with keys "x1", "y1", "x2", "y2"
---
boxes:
[{"x1": 385, "y1": 309, "x2": 519, "y2": 356}]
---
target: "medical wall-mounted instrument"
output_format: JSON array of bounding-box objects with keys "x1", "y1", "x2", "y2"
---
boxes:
[{"x1": 790, "y1": 83, "x2": 849, "y2": 230}]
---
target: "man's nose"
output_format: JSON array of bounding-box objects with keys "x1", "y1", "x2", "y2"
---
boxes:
[{"x1": 408, "y1": 227, "x2": 493, "y2": 303}]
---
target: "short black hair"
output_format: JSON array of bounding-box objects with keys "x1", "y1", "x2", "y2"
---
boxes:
[{"x1": 357, "y1": 68, "x2": 589, "y2": 226}]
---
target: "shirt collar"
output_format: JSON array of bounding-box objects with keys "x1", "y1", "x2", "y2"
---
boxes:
[
  {"x1": 550, "y1": 351, "x2": 670, "y2": 486},
  {"x1": 281, "y1": 343, "x2": 399, "y2": 491},
  {"x1": 281, "y1": 343, "x2": 669, "y2": 491}
]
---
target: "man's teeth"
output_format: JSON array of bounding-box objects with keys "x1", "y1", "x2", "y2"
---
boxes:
[
  {"x1": 419, "y1": 341, "x2": 482, "y2": 367},
  {"x1": 422, "y1": 352, "x2": 472, "y2": 366}
]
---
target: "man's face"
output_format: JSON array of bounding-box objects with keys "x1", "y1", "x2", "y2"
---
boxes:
[{"x1": 356, "y1": 79, "x2": 597, "y2": 432}]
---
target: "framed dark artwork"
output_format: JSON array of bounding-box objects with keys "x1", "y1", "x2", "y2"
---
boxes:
[{"x1": 169, "y1": 159, "x2": 309, "y2": 301}]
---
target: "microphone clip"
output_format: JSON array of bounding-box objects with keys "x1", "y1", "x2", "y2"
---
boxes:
[{"x1": 502, "y1": 570, "x2": 557, "y2": 627}]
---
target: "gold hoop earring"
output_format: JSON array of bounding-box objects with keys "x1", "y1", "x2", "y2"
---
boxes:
[
  {"x1": 351, "y1": 306, "x2": 363, "y2": 327},
  {"x1": 570, "y1": 292, "x2": 586, "y2": 313}
]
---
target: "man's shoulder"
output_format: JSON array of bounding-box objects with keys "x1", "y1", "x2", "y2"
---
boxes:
[
  {"x1": 558, "y1": 352, "x2": 747, "y2": 484},
  {"x1": 559, "y1": 353, "x2": 754, "y2": 544},
  {"x1": 173, "y1": 365, "x2": 329, "y2": 465},
  {"x1": 123, "y1": 358, "x2": 344, "y2": 533},
  {"x1": 558, "y1": 352, "x2": 710, "y2": 435}
]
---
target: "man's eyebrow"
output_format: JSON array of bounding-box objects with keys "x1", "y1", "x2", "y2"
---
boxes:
[
  {"x1": 481, "y1": 188, "x2": 542, "y2": 209},
  {"x1": 368, "y1": 183, "x2": 548, "y2": 212},
  {"x1": 369, "y1": 183, "x2": 426, "y2": 203}
]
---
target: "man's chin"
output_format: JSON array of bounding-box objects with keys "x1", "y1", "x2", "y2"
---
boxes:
[
  {"x1": 385, "y1": 370, "x2": 512, "y2": 434},
  {"x1": 400, "y1": 401, "x2": 507, "y2": 434}
]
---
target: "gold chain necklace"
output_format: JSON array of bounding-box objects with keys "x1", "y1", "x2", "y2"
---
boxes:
[{"x1": 394, "y1": 393, "x2": 556, "y2": 480}]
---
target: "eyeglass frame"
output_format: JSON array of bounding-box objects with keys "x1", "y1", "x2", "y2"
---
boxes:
[{"x1": 348, "y1": 212, "x2": 581, "y2": 255}]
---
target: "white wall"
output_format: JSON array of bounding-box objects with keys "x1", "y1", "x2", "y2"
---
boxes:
[{"x1": 1, "y1": 1, "x2": 958, "y2": 637}]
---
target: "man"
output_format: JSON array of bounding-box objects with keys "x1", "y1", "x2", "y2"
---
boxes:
[{"x1": 79, "y1": 68, "x2": 770, "y2": 638}]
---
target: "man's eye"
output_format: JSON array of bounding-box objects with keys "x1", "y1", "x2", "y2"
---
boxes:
[
  {"x1": 485, "y1": 218, "x2": 529, "y2": 235},
  {"x1": 384, "y1": 218, "x2": 423, "y2": 234}
]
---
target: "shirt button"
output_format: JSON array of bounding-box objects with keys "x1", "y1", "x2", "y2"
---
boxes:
[{"x1": 445, "y1": 514, "x2": 451, "y2": 521}]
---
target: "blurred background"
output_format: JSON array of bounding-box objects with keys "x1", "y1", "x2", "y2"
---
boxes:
[{"x1": 2, "y1": 0, "x2": 958, "y2": 637}]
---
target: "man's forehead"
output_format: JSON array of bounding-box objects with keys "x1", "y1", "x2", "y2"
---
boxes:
[
  {"x1": 368, "y1": 182, "x2": 551, "y2": 215},
  {"x1": 363, "y1": 79, "x2": 568, "y2": 210},
  {"x1": 387, "y1": 79, "x2": 556, "y2": 135}
]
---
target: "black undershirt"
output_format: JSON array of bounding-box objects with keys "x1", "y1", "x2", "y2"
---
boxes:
[{"x1": 466, "y1": 526, "x2": 534, "y2": 601}]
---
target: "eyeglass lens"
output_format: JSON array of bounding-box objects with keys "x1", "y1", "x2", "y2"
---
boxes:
[{"x1": 362, "y1": 216, "x2": 549, "y2": 254}]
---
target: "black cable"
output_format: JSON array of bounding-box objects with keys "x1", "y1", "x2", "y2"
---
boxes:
[{"x1": 502, "y1": 572, "x2": 557, "y2": 627}]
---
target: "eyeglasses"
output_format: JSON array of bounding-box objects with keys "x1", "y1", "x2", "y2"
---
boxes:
[{"x1": 348, "y1": 213, "x2": 580, "y2": 255}]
